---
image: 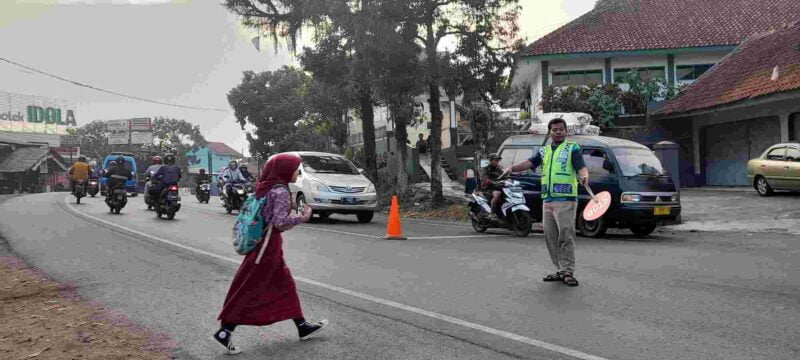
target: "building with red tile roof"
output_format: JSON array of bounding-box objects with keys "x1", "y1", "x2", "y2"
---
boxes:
[
  {"x1": 652, "y1": 23, "x2": 800, "y2": 187},
  {"x1": 510, "y1": 0, "x2": 800, "y2": 118}
]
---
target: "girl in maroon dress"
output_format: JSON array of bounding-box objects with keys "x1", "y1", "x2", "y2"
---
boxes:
[{"x1": 214, "y1": 153, "x2": 327, "y2": 355}]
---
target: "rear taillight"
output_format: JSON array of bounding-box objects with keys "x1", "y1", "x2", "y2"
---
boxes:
[{"x1": 170, "y1": 185, "x2": 179, "y2": 191}]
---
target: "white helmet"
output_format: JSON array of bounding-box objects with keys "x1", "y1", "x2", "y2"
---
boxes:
[{"x1": 89, "y1": 160, "x2": 97, "y2": 167}]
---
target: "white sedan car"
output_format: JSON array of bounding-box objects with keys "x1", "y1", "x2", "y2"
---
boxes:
[{"x1": 276, "y1": 151, "x2": 378, "y2": 223}]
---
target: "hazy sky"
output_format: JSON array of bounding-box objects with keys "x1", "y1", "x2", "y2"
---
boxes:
[{"x1": 1, "y1": 0, "x2": 595, "y2": 156}]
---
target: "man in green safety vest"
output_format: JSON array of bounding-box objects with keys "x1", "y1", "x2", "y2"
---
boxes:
[{"x1": 506, "y1": 118, "x2": 588, "y2": 287}]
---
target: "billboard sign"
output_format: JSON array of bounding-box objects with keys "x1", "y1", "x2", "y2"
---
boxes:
[
  {"x1": 60, "y1": 135, "x2": 80, "y2": 146},
  {"x1": 130, "y1": 132, "x2": 153, "y2": 144},
  {"x1": 129, "y1": 118, "x2": 152, "y2": 131},
  {"x1": 107, "y1": 119, "x2": 130, "y2": 132},
  {"x1": 0, "y1": 90, "x2": 78, "y2": 135},
  {"x1": 108, "y1": 133, "x2": 129, "y2": 144}
]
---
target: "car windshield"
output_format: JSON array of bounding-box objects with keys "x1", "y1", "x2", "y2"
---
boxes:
[
  {"x1": 613, "y1": 147, "x2": 667, "y2": 177},
  {"x1": 302, "y1": 155, "x2": 359, "y2": 175}
]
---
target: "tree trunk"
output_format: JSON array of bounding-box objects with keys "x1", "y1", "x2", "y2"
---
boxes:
[
  {"x1": 393, "y1": 111, "x2": 409, "y2": 195},
  {"x1": 358, "y1": 90, "x2": 378, "y2": 184},
  {"x1": 425, "y1": 23, "x2": 444, "y2": 206}
]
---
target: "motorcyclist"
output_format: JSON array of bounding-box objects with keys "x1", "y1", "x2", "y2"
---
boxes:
[
  {"x1": 144, "y1": 156, "x2": 163, "y2": 181},
  {"x1": 195, "y1": 168, "x2": 211, "y2": 192},
  {"x1": 88, "y1": 160, "x2": 101, "y2": 179},
  {"x1": 150, "y1": 153, "x2": 182, "y2": 200},
  {"x1": 68, "y1": 155, "x2": 91, "y2": 193},
  {"x1": 220, "y1": 161, "x2": 246, "y2": 201},
  {"x1": 239, "y1": 165, "x2": 255, "y2": 183},
  {"x1": 103, "y1": 157, "x2": 132, "y2": 191},
  {"x1": 480, "y1": 153, "x2": 506, "y2": 217}
]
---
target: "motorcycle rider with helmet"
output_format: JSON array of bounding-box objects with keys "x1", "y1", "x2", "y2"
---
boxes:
[
  {"x1": 68, "y1": 155, "x2": 92, "y2": 194},
  {"x1": 220, "y1": 161, "x2": 246, "y2": 202},
  {"x1": 239, "y1": 164, "x2": 255, "y2": 183},
  {"x1": 103, "y1": 156, "x2": 132, "y2": 190},
  {"x1": 149, "y1": 153, "x2": 182, "y2": 200}
]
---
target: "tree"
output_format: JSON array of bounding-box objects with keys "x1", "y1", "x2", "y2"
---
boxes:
[
  {"x1": 223, "y1": 0, "x2": 385, "y2": 184},
  {"x1": 227, "y1": 66, "x2": 313, "y2": 158},
  {"x1": 406, "y1": 0, "x2": 522, "y2": 205},
  {"x1": 151, "y1": 117, "x2": 208, "y2": 180},
  {"x1": 372, "y1": 12, "x2": 425, "y2": 195},
  {"x1": 75, "y1": 120, "x2": 114, "y2": 160}
]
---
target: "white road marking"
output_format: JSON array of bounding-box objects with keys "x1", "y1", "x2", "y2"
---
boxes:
[
  {"x1": 406, "y1": 235, "x2": 509, "y2": 240},
  {"x1": 62, "y1": 198, "x2": 607, "y2": 360},
  {"x1": 296, "y1": 226, "x2": 382, "y2": 239}
]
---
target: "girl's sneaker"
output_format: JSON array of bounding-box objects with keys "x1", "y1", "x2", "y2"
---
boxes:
[
  {"x1": 298, "y1": 319, "x2": 329, "y2": 341},
  {"x1": 213, "y1": 328, "x2": 242, "y2": 355}
]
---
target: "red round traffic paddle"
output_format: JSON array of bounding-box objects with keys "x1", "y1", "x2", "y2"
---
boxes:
[{"x1": 582, "y1": 184, "x2": 611, "y2": 221}]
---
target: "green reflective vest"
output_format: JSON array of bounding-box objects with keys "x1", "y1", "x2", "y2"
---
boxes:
[{"x1": 541, "y1": 141, "x2": 578, "y2": 200}]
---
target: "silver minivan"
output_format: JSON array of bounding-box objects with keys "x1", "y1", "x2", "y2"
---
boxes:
[{"x1": 276, "y1": 152, "x2": 378, "y2": 223}]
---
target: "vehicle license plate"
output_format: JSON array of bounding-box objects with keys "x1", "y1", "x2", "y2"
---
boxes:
[
  {"x1": 342, "y1": 197, "x2": 357, "y2": 205},
  {"x1": 654, "y1": 206, "x2": 670, "y2": 215}
]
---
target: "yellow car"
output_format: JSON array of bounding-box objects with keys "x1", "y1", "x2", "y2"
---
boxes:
[{"x1": 747, "y1": 143, "x2": 800, "y2": 196}]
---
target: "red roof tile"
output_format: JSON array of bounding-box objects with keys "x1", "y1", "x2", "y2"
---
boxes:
[
  {"x1": 207, "y1": 142, "x2": 243, "y2": 157},
  {"x1": 522, "y1": 0, "x2": 800, "y2": 57},
  {"x1": 657, "y1": 23, "x2": 800, "y2": 115}
]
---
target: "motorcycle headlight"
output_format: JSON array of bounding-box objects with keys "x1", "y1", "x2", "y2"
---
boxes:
[
  {"x1": 312, "y1": 181, "x2": 331, "y2": 192},
  {"x1": 366, "y1": 182, "x2": 376, "y2": 193}
]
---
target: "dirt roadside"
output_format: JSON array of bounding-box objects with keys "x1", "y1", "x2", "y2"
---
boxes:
[{"x1": 0, "y1": 196, "x2": 173, "y2": 359}]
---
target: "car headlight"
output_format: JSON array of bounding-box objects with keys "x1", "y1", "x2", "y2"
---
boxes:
[
  {"x1": 621, "y1": 193, "x2": 641, "y2": 202},
  {"x1": 312, "y1": 181, "x2": 331, "y2": 192},
  {"x1": 366, "y1": 182, "x2": 376, "y2": 193}
]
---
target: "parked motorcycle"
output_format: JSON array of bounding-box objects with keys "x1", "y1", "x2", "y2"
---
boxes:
[
  {"x1": 468, "y1": 178, "x2": 532, "y2": 237},
  {"x1": 155, "y1": 184, "x2": 181, "y2": 220},
  {"x1": 87, "y1": 178, "x2": 99, "y2": 197},
  {"x1": 222, "y1": 182, "x2": 252, "y2": 214},
  {"x1": 73, "y1": 179, "x2": 87, "y2": 204},
  {"x1": 105, "y1": 183, "x2": 128, "y2": 214},
  {"x1": 196, "y1": 180, "x2": 211, "y2": 203}
]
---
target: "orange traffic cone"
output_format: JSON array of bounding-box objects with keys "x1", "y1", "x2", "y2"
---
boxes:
[{"x1": 384, "y1": 195, "x2": 406, "y2": 240}]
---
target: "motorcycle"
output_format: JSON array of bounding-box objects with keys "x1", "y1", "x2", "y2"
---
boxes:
[
  {"x1": 105, "y1": 183, "x2": 128, "y2": 214},
  {"x1": 155, "y1": 184, "x2": 181, "y2": 220},
  {"x1": 73, "y1": 179, "x2": 87, "y2": 204},
  {"x1": 144, "y1": 174, "x2": 159, "y2": 211},
  {"x1": 87, "y1": 178, "x2": 99, "y2": 197},
  {"x1": 222, "y1": 182, "x2": 252, "y2": 214},
  {"x1": 468, "y1": 178, "x2": 532, "y2": 237},
  {"x1": 196, "y1": 180, "x2": 211, "y2": 203}
]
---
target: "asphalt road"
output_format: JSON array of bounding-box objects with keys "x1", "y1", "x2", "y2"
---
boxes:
[{"x1": 0, "y1": 193, "x2": 798, "y2": 359}]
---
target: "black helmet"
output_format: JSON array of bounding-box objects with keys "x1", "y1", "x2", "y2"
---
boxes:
[
  {"x1": 199, "y1": 168, "x2": 206, "y2": 174},
  {"x1": 164, "y1": 153, "x2": 176, "y2": 165},
  {"x1": 488, "y1": 153, "x2": 502, "y2": 161},
  {"x1": 115, "y1": 156, "x2": 125, "y2": 164},
  {"x1": 78, "y1": 155, "x2": 86, "y2": 162}
]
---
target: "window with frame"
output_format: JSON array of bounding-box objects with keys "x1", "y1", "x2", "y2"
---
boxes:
[
  {"x1": 785, "y1": 148, "x2": 800, "y2": 162},
  {"x1": 614, "y1": 67, "x2": 667, "y2": 83},
  {"x1": 766, "y1": 147, "x2": 786, "y2": 160},
  {"x1": 676, "y1": 64, "x2": 714, "y2": 82},
  {"x1": 582, "y1": 148, "x2": 613, "y2": 177},
  {"x1": 552, "y1": 70, "x2": 603, "y2": 87}
]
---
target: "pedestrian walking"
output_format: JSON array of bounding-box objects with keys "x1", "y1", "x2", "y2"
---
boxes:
[
  {"x1": 214, "y1": 153, "x2": 328, "y2": 355},
  {"x1": 506, "y1": 118, "x2": 588, "y2": 286}
]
